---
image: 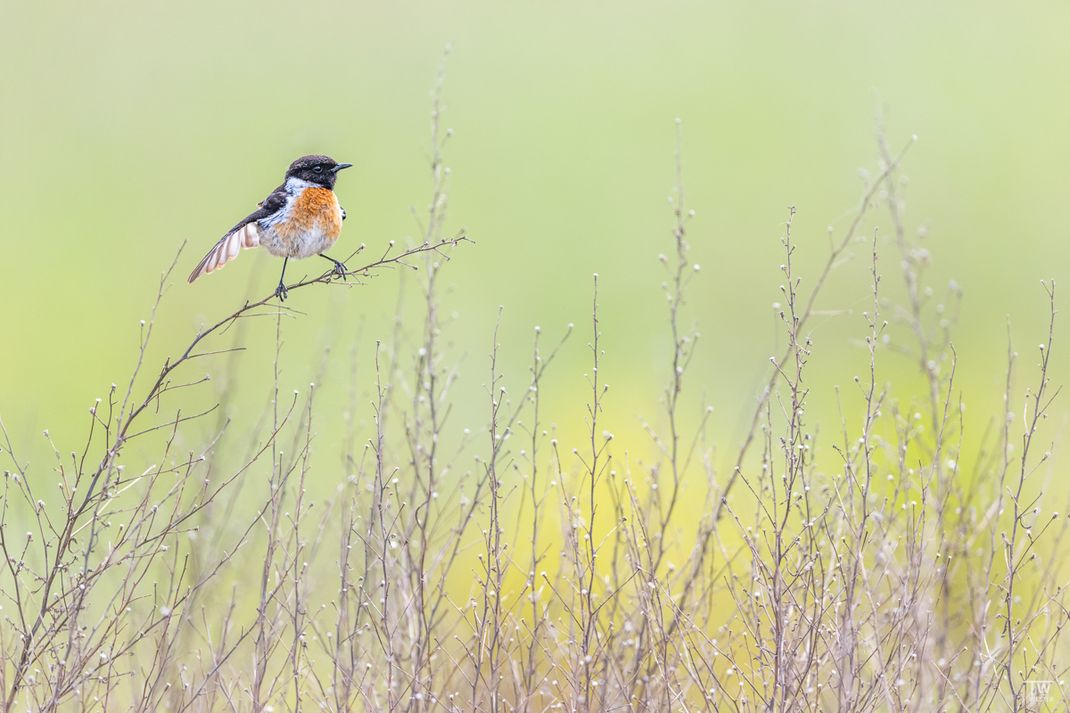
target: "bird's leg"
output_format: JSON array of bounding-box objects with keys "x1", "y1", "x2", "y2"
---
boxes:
[
  {"x1": 274, "y1": 258, "x2": 289, "y2": 301},
  {"x1": 320, "y1": 253, "x2": 348, "y2": 280}
]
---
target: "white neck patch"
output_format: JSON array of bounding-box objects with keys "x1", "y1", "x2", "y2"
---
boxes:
[{"x1": 285, "y1": 176, "x2": 316, "y2": 193}]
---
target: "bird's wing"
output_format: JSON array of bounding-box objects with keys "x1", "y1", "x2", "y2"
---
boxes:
[{"x1": 187, "y1": 187, "x2": 288, "y2": 284}]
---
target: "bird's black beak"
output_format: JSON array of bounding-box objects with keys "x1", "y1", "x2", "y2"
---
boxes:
[{"x1": 333, "y1": 163, "x2": 353, "y2": 172}]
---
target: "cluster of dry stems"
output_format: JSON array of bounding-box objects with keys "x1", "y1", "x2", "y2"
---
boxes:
[{"x1": 0, "y1": 82, "x2": 1066, "y2": 713}]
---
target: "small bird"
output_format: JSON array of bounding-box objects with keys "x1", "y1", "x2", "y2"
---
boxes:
[{"x1": 188, "y1": 154, "x2": 353, "y2": 300}]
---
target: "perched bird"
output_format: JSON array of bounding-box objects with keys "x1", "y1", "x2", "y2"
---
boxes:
[{"x1": 188, "y1": 154, "x2": 353, "y2": 300}]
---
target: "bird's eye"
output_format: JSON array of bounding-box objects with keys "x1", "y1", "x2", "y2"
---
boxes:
[{"x1": 314, "y1": 166, "x2": 323, "y2": 173}]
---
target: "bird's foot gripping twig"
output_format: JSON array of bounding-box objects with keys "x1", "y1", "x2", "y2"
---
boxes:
[{"x1": 320, "y1": 254, "x2": 348, "y2": 281}]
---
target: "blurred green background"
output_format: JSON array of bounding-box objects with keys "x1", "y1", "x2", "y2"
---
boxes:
[{"x1": 1, "y1": 1, "x2": 1068, "y2": 493}]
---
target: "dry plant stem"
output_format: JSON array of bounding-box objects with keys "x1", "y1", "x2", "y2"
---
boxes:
[
  {"x1": 835, "y1": 232, "x2": 885, "y2": 710},
  {"x1": 656, "y1": 119, "x2": 698, "y2": 571},
  {"x1": 878, "y1": 133, "x2": 943, "y2": 439},
  {"x1": 519, "y1": 327, "x2": 548, "y2": 713},
  {"x1": 251, "y1": 312, "x2": 282, "y2": 712},
  {"x1": 631, "y1": 120, "x2": 705, "y2": 707},
  {"x1": 1001, "y1": 282, "x2": 1058, "y2": 711},
  {"x1": 473, "y1": 309, "x2": 507, "y2": 712},
  {"x1": 405, "y1": 54, "x2": 453, "y2": 711},
  {"x1": 732, "y1": 205, "x2": 819, "y2": 711},
  {"x1": 578, "y1": 274, "x2": 610, "y2": 711}
]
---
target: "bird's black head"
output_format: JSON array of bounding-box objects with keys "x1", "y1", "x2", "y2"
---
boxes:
[{"x1": 285, "y1": 154, "x2": 352, "y2": 189}]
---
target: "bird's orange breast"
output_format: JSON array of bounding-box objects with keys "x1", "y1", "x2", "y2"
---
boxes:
[{"x1": 285, "y1": 187, "x2": 343, "y2": 240}]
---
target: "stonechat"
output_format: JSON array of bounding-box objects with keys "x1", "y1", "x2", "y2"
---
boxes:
[{"x1": 188, "y1": 154, "x2": 353, "y2": 300}]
